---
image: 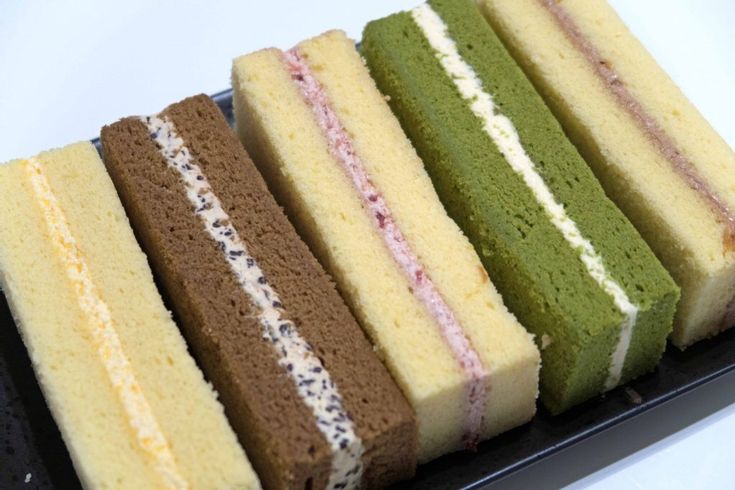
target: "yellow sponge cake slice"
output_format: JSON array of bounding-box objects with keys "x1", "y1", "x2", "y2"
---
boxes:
[
  {"x1": 232, "y1": 30, "x2": 540, "y2": 462},
  {"x1": 0, "y1": 142, "x2": 260, "y2": 489}
]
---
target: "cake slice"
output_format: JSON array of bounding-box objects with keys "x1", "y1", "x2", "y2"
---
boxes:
[
  {"x1": 100, "y1": 94, "x2": 417, "y2": 489},
  {"x1": 0, "y1": 142, "x2": 259, "y2": 489},
  {"x1": 361, "y1": 0, "x2": 679, "y2": 413},
  {"x1": 479, "y1": 0, "x2": 735, "y2": 348},
  {"x1": 232, "y1": 30, "x2": 540, "y2": 461}
]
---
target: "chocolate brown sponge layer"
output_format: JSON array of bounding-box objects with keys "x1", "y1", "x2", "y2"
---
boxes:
[{"x1": 100, "y1": 94, "x2": 417, "y2": 489}]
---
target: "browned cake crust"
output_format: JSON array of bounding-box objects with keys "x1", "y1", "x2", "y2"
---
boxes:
[{"x1": 100, "y1": 94, "x2": 417, "y2": 489}]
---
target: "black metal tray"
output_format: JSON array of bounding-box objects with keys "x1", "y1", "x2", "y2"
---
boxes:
[{"x1": 2, "y1": 90, "x2": 735, "y2": 489}]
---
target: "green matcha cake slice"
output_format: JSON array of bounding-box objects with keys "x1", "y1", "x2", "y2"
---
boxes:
[
  {"x1": 480, "y1": 0, "x2": 735, "y2": 348},
  {"x1": 362, "y1": 0, "x2": 679, "y2": 413}
]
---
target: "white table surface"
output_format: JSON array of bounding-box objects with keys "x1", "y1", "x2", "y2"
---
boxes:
[{"x1": 1, "y1": 1, "x2": 733, "y2": 488}]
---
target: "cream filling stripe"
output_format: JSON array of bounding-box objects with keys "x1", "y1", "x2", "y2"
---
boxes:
[
  {"x1": 25, "y1": 157, "x2": 187, "y2": 489},
  {"x1": 283, "y1": 47, "x2": 489, "y2": 449},
  {"x1": 142, "y1": 115, "x2": 364, "y2": 489},
  {"x1": 411, "y1": 3, "x2": 638, "y2": 390}
]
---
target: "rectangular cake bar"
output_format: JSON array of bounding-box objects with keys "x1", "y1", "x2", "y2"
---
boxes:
[
  {"x1": 361, "y1": 0, "x2": 679, "y2": 413},
  {"x1": 100, "y1": 94, "x2": 417, "y2": 489},
  {"x1": 0, "y1": 142, "x2": 259, "y2": 489}
]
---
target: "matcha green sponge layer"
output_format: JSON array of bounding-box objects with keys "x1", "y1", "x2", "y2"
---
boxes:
[{"x1": 362, "y1": 0, "x2": 679, "y2": 413}]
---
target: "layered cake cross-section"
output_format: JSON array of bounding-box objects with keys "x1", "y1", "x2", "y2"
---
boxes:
[
  {"x1": 232, "y1": 30, "x2": 540, "y2": 461},
  {"x1": 100, "y1": 94, "x2": 417, "y2": 489},
  {"x1": 480, "y1": 0, "x2": 735, "y2": 347},
  {"x1": 0, "y1": 142, "x2": 260, "y2": 489},
  {"x1": 361, "y1": 0, "x2": 679, "y2": 413}
]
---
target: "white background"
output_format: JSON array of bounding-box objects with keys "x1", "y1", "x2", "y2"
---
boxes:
[{"x1": 1, "y1": 1, "x2": 734, "y2": 488}]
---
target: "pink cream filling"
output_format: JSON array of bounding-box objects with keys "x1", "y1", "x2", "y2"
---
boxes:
[
  {"x1": 284, "y1": 48, "x2": 489, "y2": 448},
  {"x1": 540, "y1": 0, "x2": 735, "y2": 250}
]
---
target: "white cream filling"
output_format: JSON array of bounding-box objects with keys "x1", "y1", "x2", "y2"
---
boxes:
[
  {"x1": 142, "y1": 115, "x2": 364, "y2": 489},
  {"x1": 411, "y1": 3, "x2": 638, "y2": 390},
  {"x1": 25, "y1": 157, "x2": 187, "y2": 489}
]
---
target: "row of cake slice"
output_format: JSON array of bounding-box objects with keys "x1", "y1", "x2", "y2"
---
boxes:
[{"x1": 1, "y1": 0, "x2": 733, "y2": 488}]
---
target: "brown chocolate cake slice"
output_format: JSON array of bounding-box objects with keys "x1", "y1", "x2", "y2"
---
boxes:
[{"x1": 100, "y1": 94, "x2": 417, "y2": 489}]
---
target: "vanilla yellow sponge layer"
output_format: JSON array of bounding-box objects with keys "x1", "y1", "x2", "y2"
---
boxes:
[
  {"x1": 233, "y1": 30, "x2": 539, "y2": 462},
  {"x1": 481, "y1": 0, "x2": 735, "y2": 347},
  {"x1": 0, "y1": 142, "x2": 259, "y2": 489}
]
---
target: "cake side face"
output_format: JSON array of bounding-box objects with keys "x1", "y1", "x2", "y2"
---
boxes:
[
  {"x1": 101, "y1": 94, "x2": 417, "y2": 489},
  {"x1": 362, "y1": 0, "x2": 678, "y2": 413},
  {"x1": 480, "y1": 0, "x2": 735, "y2": 347},
  {"x1": 295, "y1": 28, "x2": 539, "y2": 453},
  {"x1": 0, "y1": 142, "x2": 259, "y2": 489}
]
